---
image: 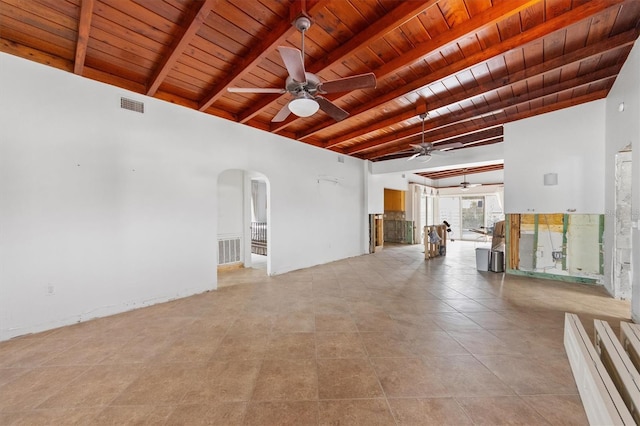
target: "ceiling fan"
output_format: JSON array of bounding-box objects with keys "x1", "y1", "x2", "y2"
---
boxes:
[
  {"x1": 459, "y1": 169, "x2": 481, "y2": 190},
  {"x1": 407, "y1": 113, "x2": 463, "y2": 162},
  {"x1": 228, "y1": 15, "x2": 376, "y2": 122}
]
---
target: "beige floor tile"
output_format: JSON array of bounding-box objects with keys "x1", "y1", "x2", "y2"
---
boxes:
[
  {"x1": 37, "y1": 364, "x2": 143, "y2": 408},
  {"x1": 444, "y1": 298, "x2": 495, "y2": 312},
  {"x1": 388, "y1": 397, "x2": 474, "y2": 425},
  {"x1": 423, "y1": 312, "x2": 484, "y2": 332},
  {"x1": 463, "y1": 311, "x2": 521, "y2": 330},
  {"x1": 318, "y1": 399, "x2": 395, "y2": 426},
  {"x1": 406, "y1": 330, "x2": 470, "y2": 356},
  {"x1": 272, "y1": 311, "x2": 316, "y2": 333},
  {"x1": 151, "y1": 334, "x2": 225, "y2": 364},
  {"x1": 212, "y1": 333, "x2": 270, "y2": 360},
  {"x1": 522, "y1": 394, "x2": 588, "y2": 425},
  {"x1": 421, "y1": 355, "x2": 514, "y2": 397},
  {"x1": 487, "y1": 328, "x2": 565, "y2": 355},
  {"x1": 314, "y1": 313, "x2": 357, "y2": 332},
  {"x1": 91, "y1": 405, "x2": 174, "y2": 424},
  {"x1": 316, "y1": 332, "x2": 367, "y2": 358},
  {"x1": 42, "y1": 337, "x2": 130, "y2": 367},
  {"x1": 0, "y1": 366, "x2": 89, "y2": 411},
  {"x1": 371, "y1": 357, "x2": 448, "y2": 398},
  {"x1": 251, "y1": 359, "x2": 318, "y2": 401},
  {"x1": 360, "y1": 331, "x2": 415, "y2": 357},
  {"x1": 476, "y1": 354, "x2": 578, "y2": 395},
  {"x1": 317, "y1": 358, "x2": 383, "y2": 399},
  {"x1": 353, "y1": 312, "x2": 399, "y2": 332},
  {"x1": 0, "y1": 367, "x2": 30, "y2": 387},
  {"x1": 0, "y1": 407, "x2": 102, "y2": 425},
  {"x1": 456, "y1": 396, "x2": 550, "y2": 425},
  {"x1": 99, "y1": 335, "x2": 173, "y2": 364},
  {"x1": 165, "y1": 402, "x2": 247, "y2": 425},
  {"x1": 447, "y1": 329, "x2": 520, "y2": 355},
  {"x1": 111, "y1": 364, "x2": 199, "y2": 405},
  {"x1": 226, "y1": 315, "x2": 274, "y2": 335},
  {"x1": 0, "y1": 243, "x2": 632, "y2": 424},
  {"x1": 0, "y1": 337, "x2": 84, "y2": 368},
  {"x1": 181, "y1": 359, "x2": 262, "y2": 403},
  {"x1": 265, "y1": 332, "x2": 316, "y2": 359},
  {"x1": 244, "y1": 401, "x2": 318, "y2": 426}
]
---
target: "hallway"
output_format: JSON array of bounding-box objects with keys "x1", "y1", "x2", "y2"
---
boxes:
[{"x1": 0, "y1": 242, "x2": 630, "y2": 424}]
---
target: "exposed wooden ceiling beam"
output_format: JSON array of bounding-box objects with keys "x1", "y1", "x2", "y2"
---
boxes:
[
  {"x1": 73, "y1": 0, "x2": 94, "y2": 75},
  {"x1": 197, "y1": 1, "x2": 319, "y2": 111},
  {"x1": 364, "y1": 89, "x2": 609, "y2": 160},
  {"x1": 324, "y1": 28, "x2": 638, "y2": 149},
  {"x1": 297, "y1": 0, "x2": 625, "y2": 141},
  {"x1": 1, "y1": 37, "x2": 73, "y2": 71},
  {"x1": 362, "y1": 125, "x2": 505, "y2": 159},
  {"x1": 419, "y1": 163, "x2": 505, "y2": 180},
  {"x1": 354, "y1": 127, "x2": 504, "y2": 160},
  {"x1": 292, "y1": 0, "x2": 543, "y2": 137},
  {"x1": 376, "y1": 136, "x2": 505, "y2": 162},
  {"x1": 146, "y1": 0, "x2": 217, "y2": 97},
  {"x1": 204, "y1": 0, "x2": 332, "y2": 117},
  {"x1": 347, "y1": 64, "x2": 620, "y2": 156},
  {"x1": 259, "y1": 0, "x2": 440, "y2": 129}
]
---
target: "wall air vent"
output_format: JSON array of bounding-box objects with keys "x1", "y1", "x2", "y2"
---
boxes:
[
  {"x1": 120, "y1": 97, "x2": 144, "y2": 113},
  {"x1": 218, "y1": 237, "x2": 241, "y2": 265}
]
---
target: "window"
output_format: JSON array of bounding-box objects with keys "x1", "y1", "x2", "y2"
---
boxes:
[{"x1": 436, "y1": 193, "x2": 504, "y2": 242}]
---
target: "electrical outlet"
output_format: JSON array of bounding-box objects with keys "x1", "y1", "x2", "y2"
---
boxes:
[{"x1": 552, "y1": 251, "x2": 564, "y2": 260}]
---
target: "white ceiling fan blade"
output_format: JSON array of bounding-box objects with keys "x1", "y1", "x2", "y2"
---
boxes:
[
  {"x1": 228, "y1": 87, "x2": 286, "y2": 94},
  {"x1": 271, "y1": 103, "x2": 292, "y2": 122},
  {"x1": 407, "y1": 152, "x2": 421, "y2": 161},
  {"x1": 278, "y1": 46, "x2": 306, "y2": 83}
]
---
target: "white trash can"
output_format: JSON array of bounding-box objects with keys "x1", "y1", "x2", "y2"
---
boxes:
[{"x1": 475, "y1": 248, "x2": 490, "y2": 271}]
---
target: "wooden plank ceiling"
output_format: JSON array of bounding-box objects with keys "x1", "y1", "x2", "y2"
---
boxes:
[{"x1": 2, "y1": 0, "x2": 639, "y2": 176}]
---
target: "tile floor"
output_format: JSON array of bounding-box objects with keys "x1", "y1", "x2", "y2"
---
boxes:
[{"x1": 0, "y1": 242, "x2": 631, "y2": 425}]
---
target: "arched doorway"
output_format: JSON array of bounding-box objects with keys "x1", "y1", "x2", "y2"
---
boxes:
[{"x1": 217, "y1": 169, "x2": 270, "y2": 277}]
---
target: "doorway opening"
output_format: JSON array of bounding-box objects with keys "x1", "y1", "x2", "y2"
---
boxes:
[
  {"x1": 216, "y1": 169, "x2": 270, "y2": 278},
  {"x1": 249, "y1": 177, "x2": 268, "y2": 272}
]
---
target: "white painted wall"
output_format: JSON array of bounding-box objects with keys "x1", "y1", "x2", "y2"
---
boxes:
[
  {"x1": 504, "y1": 100, "x2": 606, "y2": 214},
  {"x1": 604, "y1": 40, "x2": 640, "y2": 318},
  {"x1": 367, "y1": 172, "x2": 408, "y2": 214},
  {"x1": 0, "y1": 54, "x2": 367, "y2": 340},
  {"x1": 217, "y1": 169, "x2": 244, "y2": 238}
]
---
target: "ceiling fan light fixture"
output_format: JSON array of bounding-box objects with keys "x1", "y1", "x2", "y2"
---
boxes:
[
  {"x1": 418, "y1": 154, "x2": 432, "y2": 163},
  {"x1": 288, "y1": 94, "x2": 319, "y2": 117}
]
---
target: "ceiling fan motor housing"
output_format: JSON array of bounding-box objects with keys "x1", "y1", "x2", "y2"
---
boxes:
[
  {"x1": 294, "y1": 16, "x2": 312, "y2": 32},
  {"x1": 286, "y1": 73, "x2": 320, "y2": 95}
]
